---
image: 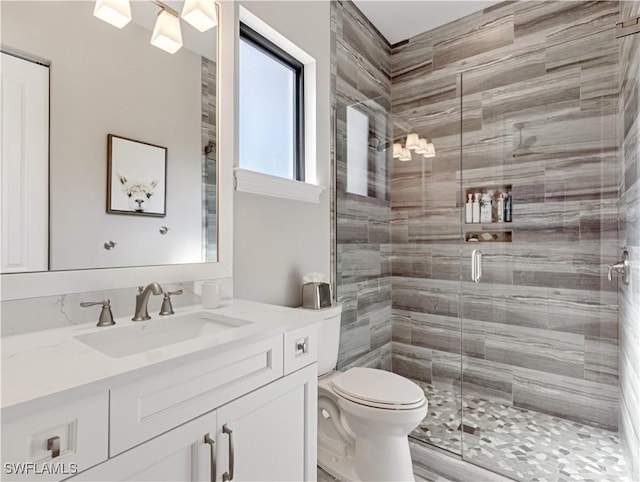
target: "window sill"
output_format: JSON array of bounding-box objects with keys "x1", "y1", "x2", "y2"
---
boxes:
[{"x1": 234, "y1": 168, "x2": 325, "y2": 203}]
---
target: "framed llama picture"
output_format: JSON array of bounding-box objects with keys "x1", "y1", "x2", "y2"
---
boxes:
[{"x1": 107, "y1": 134, "x2": 167, "y2": 217}]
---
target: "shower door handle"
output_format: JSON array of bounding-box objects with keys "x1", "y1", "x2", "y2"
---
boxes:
[{"x1": 471, "y1": 249, "x2": 482, "y2": 283}]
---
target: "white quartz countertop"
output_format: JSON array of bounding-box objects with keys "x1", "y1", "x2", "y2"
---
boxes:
[{"x1": 1, "y1": 299, "x2": 337, "y2": 418}]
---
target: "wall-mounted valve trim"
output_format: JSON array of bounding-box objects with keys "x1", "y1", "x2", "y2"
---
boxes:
[{"x1": 608, "y1": 250, "x2": 630, "y2": 285}]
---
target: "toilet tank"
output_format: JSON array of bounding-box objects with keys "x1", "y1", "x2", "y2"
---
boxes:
[{"x1": 315, "y1": 304, "x2": 343, "y2": 376}]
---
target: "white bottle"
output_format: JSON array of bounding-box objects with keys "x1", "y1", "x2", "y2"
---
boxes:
[
  {"x1": 472, "y1": 193, "x2": 481, "y2": 223},
  {"x1": 480, "y1": 192, "x2": 492, "y2": 223},
  {"x1": 497, "y1": 194, "x2": 505, "y2": 223},
  {"x1": 465, "y1": 193, "x2": 473, "y2": 223}
]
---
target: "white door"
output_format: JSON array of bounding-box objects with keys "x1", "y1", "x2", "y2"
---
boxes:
[
  {"x1": 216, "y1": 365, "x2": 317, "y2": 482},
  {"x1": 1, "y1": 52, "x2": 49, "y2": 273},
  {"x1": 70, "y1": 410, "x2": 216, "y2": 482}
]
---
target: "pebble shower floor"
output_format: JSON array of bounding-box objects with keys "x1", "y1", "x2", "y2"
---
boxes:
[{"x1": 412, "y1": 383, "x2": 631, "y2": 482}]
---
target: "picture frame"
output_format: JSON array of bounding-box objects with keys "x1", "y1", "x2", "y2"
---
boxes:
[{"x1": 106, "y1": 134, "x2": 167, "y2": 217}]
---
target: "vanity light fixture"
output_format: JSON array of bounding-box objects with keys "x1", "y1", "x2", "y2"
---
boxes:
[
  {"x1": 93, "y1": 0, "x2": 132, "y2": 28},
  {"x1": 151, "y1": 7, "x2": 183, "y2": 54},
  {"x1": 181, "y1": 0, "x2": 217, "y2": 32},
  {"x1": 393, "y1": 135, "x2": 436, "y2": 161}
]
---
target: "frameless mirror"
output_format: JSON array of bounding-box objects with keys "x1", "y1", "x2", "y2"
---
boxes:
[{"x1": 0, "y1": 0, "x2": 218, "y2": 273}]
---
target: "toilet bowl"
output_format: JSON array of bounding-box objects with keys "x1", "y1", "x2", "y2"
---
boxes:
[
  {"x1": 313, "y1": 305, "x2": 428, "y2": 482},
  {"x1": 317, "y1": 367, "x2": 428, "y2": 482}
]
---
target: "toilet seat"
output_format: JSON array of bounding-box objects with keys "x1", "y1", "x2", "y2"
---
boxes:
[{"x1": 331, "y1": 367, "x2": 426, "y2": 410}]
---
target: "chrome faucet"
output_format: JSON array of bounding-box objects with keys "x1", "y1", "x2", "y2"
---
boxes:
[{"x1": 132, "y1": 282, "x2": 163, "y2": 321}]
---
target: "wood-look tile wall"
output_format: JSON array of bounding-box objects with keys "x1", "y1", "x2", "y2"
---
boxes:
[
  {"x1": 618, "y1": 0, "x2": 640, "y2": 477},
  {"x1": 331, "y1": 0, "x2": 393, "y2": 370},
  {"x1": 202, "y1": 57, "x2": 217, "y2": 262},
  {"x1": 390, "y1": 0, "x2": 621, "y2": 430}
]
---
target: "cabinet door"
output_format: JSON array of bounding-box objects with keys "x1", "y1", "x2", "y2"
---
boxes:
[
  {"x1": 216, "y1": 364, "x2": 317, "y2": 482},
  {"x1": 71, "y1": 411, "x2": 217, "y2": 482}
]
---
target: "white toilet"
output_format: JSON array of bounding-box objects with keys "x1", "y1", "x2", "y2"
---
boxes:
[{"x1": 316, "y1": 305, "x2": 428, "y2": 482}]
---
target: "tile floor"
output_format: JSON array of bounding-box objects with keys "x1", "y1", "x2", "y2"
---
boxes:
[{"x1": 412, "y1": 383, "x2": 632, "y2": 482}]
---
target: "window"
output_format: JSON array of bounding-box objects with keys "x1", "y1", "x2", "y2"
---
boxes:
[{"x1": 239, "y1": 23, "x2": 304, "y2": 181}]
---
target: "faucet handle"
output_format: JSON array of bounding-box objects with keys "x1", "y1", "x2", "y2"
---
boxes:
[
  {"x1": 80, "y1": 299, "x2": 115, "y2": 327},
  {"x1": 159, "y1": 290, "x2": 183, "y2": 316}
]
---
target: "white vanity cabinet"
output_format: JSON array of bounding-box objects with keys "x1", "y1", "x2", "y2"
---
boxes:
[
  {"x1": 65, "y1": 322, "x2": 317, "y2": 482},
  {"x1": 72, "y1": 364, "x2": 316, "y2": 482},
  {"x1": 70, "y1": 410, "x2": 216, "y2": 482},
  {"x1": 1, "y1": 303, "x2": 321, "y2": 482},
  {"x1": 215, "y1": 364, "x2": 317, "y2": 481}
]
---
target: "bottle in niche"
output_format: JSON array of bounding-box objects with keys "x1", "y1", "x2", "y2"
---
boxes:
[
  {"x1": 472, "y1": 193, "x2": 481, "y2": 223},
  {"x1": 497, "y1": 194, "x2": 505, "y2": 223},
  {"x1": 480, "y1": 192, "x2": 492, "y2": 223},
  {"x1": 465, "y1": 193, "x2": 473, "y2": 223},
  {"x1": 505, "y1": 192, "x2": 512, "y2": 222}
]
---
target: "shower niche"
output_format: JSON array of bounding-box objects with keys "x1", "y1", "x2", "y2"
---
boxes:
[{"x1": 463, "y1": 184, "x2": 512, "y2": 243}]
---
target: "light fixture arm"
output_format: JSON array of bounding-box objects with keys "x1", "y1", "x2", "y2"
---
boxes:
[{"x1": 151, "y1": 0, "x2": 179, "y2": 17}]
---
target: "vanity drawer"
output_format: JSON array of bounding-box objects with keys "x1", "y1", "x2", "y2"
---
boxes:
[
  {"x1": 284, "y1": 323, "x2": 317, "y2": 375},
  {"x1": 1, "y1": 392, "x2": 108, "y2": 481},
  {"x1": 109, "y1": 334, "x2": 284, "y2": 455}
]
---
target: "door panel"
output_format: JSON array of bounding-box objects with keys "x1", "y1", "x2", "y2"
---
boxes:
[
  {"x1": 216, "y1": 365, "x2": 316, "y2": 481},
  {"x1": 1, "y1": 52, "x2": 49, "y2": 273}
]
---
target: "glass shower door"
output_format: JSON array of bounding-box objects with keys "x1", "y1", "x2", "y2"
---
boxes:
[{"x1": 459, "y1": 22, "x2": 622, "y2": 476}]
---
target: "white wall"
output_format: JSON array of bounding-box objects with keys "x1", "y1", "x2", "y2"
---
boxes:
[
  {"x1": 233, "y1": 1, "x2": 331, "y2": 307},
  {"x1": 2, "y1": 1, "x2": 202, "y2": 270}
]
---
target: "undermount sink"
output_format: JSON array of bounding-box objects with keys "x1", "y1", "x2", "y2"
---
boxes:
[{"x1": 74, "y1": 311, "x2": 252, "y2": 358}]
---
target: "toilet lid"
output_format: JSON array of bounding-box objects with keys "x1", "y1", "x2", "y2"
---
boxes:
[{"x1": 332, "y1": 367, "x2": 425, "y2": 410}]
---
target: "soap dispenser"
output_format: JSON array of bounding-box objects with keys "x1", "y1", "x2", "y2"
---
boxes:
[
  {"x1": 480, "y1": 192, "x2": 493, "y2": 223},
  {"x1": 472, "y1": 193, "x2": 481, "y2": 223},
  {"x1": 497, "y1": 193, "x2": 505, "y2": 222},
  {"x1": 465, "y1": 193, "x2": 473, "y2": 223}
]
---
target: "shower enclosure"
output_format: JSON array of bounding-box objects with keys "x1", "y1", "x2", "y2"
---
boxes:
[{"x1": 333, "y1": 0, "x2": 640, "y2": 480}]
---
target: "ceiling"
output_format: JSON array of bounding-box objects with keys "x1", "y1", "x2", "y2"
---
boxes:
[{"x1": 352, "y1": 0, "x2": 502, "y2": 45}]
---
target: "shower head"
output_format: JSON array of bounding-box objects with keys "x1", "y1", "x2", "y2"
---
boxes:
[
  {"x1": 512, "y1": 124, "x2": 537, "y2": 158},
  {"x1": 368, "y1": 136, "x2": 390, "y2": 153}
]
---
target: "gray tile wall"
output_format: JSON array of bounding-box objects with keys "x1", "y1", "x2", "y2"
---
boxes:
[
  {"x1": 618, "y1": 1, "x2": 640, "y2": 478},
  {"x1": 202, "y1": 57, "x2": 217, "y2": 262},
  {"x1": 390, "y1": 0, "x2": 622, "y2": 430},
  {"x1": 330, "y1": 0, "x2": 393, "y2": 370}
]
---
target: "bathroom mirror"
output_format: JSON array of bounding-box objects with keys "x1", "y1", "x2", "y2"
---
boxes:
[{"x1": 0, "y1": 0, "x2": 218, "y2": 273}]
